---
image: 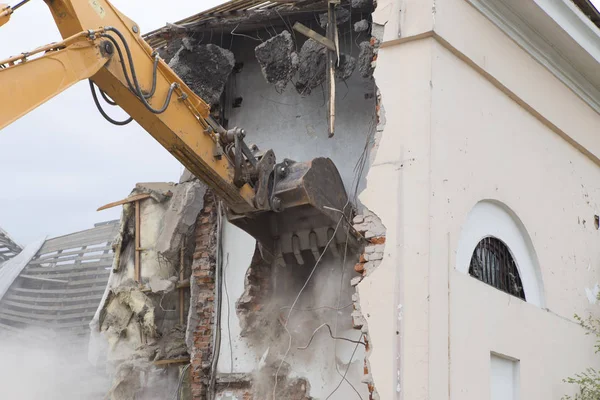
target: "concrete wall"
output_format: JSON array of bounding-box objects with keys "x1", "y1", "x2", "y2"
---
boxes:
[{"x1": 355, "y1": 0, "x2": 600, "y2": 399}]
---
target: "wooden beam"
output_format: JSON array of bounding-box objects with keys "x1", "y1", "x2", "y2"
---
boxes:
[
  {"x1": 326, "y1": 2, "x2": 337, "y2": 138},
  {"x1": 135, "y1": 200, "x2": 141, "y2": 282},
  {"x1": 179, "y1": 243, "x2": 185, "y2": 325},
  {"x1": 19, "y1": 275, "x2": 69, "y2": 284},
  {"x1": 153, "y1": 357, "x2": 190, "y2": 366},
  {"x1": 293, "y1": 22, "x2": 336, "y2": 51},
  {"x1": 97, "y1": 193, "x2": 152, "y2": 211}
]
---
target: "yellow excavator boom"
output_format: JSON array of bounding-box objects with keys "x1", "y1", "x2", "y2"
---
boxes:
[
  {"x1": 0, "y1": 4, "x2": 11, "y2": 27},
  {"x1": 0, "y1": 0, "x2": 356, "y2": 262}
]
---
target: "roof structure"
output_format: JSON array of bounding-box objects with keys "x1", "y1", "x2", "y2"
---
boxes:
[
  {"x1": 0, "y1": 227, "x2": 22, "y2": 264},
  {"x1": 0, "y1": 221, "x2": 119, "y2": 336},
  {"x1": 143, "y1": 0, "x2": 372, "y2": 49}
]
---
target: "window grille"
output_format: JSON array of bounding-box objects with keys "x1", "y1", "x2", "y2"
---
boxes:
[{"x1": 468, "y1": 237, "x2": 526, "y2": 300}]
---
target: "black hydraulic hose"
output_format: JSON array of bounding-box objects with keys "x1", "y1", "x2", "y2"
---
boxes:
[
  {"x1": 103, "y1": 27, "x2": 177, "y2": 114},
  {"x1": 11, "y1": 0, "x2": 30, "y2": 11},
  {"x1": 89, "y1": 80, "x2": 133, "y2": 126},
  {"x1": 145, "y1": 52, "x2": 159, "y2": 99},
  {"x1": 100, "y1": 34, "x2": 158, "y2": 99},
  {"x1": 99, "y1": 34, "x2": 136, "y2": 92},
  {"x1": 99, "y1": 89, "x2": 117, "y2": 106}
]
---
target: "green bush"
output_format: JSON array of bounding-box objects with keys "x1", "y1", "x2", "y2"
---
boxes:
[{"x1": 564, "y1": 314, "x2": 600, "y2": 400}]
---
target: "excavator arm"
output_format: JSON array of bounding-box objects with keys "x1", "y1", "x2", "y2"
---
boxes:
[{"x1": 0, "y1": 0, "x2": 356, "y2": 262}]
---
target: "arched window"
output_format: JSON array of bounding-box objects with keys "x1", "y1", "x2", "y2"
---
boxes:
[
  {"x1": 469, "y1": 237, "x2": 525, "y2": 300},
  {"x1": 456, "y1": 200, "x2": 545, "y2": 307}
]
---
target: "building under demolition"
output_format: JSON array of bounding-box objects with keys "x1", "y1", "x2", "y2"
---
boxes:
[{"x1": 4, "y1": 0, "x2": 600, "y2": 399}]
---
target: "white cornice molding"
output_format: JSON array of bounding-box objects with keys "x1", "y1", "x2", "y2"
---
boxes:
[{"x1": 467, "y1": 0, "x2": 600, "y2": 115}]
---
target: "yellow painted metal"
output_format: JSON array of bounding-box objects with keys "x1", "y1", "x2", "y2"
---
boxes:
[
  {"x1": 0, "y1": 38, "x2": 108, "y2": 129},
  {"x1": 41, "y1": 0, "x2": 257, "y2": 213},
  {"x1": 0, "y1": 4, "x2": 11, "y2": 27}
]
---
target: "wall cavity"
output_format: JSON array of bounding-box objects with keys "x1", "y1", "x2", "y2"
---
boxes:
[{"x1": 153, "y1": 1, "x2": 387, "y2": 397}]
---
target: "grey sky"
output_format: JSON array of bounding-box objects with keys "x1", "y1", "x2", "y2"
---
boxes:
[{"x1": 0, "y1": 0, "x2": 221, "y2": 245}]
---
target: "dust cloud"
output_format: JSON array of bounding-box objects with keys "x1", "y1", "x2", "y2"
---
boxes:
[{"x1": 0, "y1": 329, "x2": 109, "y2": 400}]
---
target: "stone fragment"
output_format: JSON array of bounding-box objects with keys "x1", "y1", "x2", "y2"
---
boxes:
[
  {"x1": 254, "y1": 30, "x2": 298, "y2": 92},
  {"x1": 295, "y1": 39, "x2": 327, "y2": 95},
  {"x1": 319, "y1": 8, "x2": 351, "y2": 28},
  {"x1": 169, "y1": 40, "x2": 235, "y2": 106},
  {"x1": 358, "y1": 40, "x2": 375, "y2": 78},
  {"x1": 336, "y1": 53, "x2": 357, "y2": 81},
  {"x1": 354, "y1": 19, "x2": 369, "y2": 32}
]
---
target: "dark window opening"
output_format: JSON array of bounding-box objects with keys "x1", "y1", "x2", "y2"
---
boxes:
[{"x1": 469, "y1": 237, "x2": 526, "y2": 300}]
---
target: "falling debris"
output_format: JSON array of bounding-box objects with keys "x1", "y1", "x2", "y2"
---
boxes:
[
  {"x1": 296, "y1": 39, "x2": 327, "y2": 95},
  {"x1": 358, "y1": 40, "x2": 375, "y2": 78},
  {"x1": 336, "y1": 53, "x2": 357, "y2": 81},
  {"x1": 354, "y1": 19, "x2": 369, "y2": 32},
  {"x1": 319, "y1": 7, "x2": 351, "y2": 28},
  {"x1": 168, "y1": 39, "x2": 235, "y2": 106},
  {"x1": 254, "y1": 30, "x2": 299, "y2": 92}
]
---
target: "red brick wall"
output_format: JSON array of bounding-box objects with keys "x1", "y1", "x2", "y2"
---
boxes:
[{"x1": 190, "y1": 192, "x2": 217, "y2": 399}]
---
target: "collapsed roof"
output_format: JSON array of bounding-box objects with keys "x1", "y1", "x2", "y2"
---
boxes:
[
  {"x1": 0, "y1": 227, "x2": 21, "y2": 264},
  {"x1": 0, "y1": 221, "x2": 119, "y2": 336},
  {"x1": 144, "y1": 0, "x2": 375, "y2": 49}
]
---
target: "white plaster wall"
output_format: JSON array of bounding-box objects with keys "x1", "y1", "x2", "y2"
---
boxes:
[
  {"x1": 358, "y1": 38, "x2": 435, "y2": 400},
  {"x1": 356, "y1": 0, "x2": 600, "y2": 399},
  {"x1": 430, "y1": 38, "x2": 600, "y2": 398}
]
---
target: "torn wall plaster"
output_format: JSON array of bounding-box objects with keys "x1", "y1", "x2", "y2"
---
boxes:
[
  {"x1": 358, "y1": 41, "x2": 376, "y2": 79},
  {"x1": 188, "y1": 192, "x2": 217, "y2": 399},
  {"x1": 235, "y1": 245, "x2": 274, "y2": 337},
  {"x1": 255, "y1": 30, "x2": 299, "y2": 92},
  {"x1": 169, "y1": 39, "x2": 235, "y2": 106},
  {"x1": 90, "y1": 180, "x2": 205, "y2": 400},
  {"x1": 351, "y1": 210, "x2": 387, "y2": 399}
]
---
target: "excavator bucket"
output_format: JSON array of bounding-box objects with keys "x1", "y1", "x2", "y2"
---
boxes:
[{"x1": 228, "y1": 157, "x2": 361, "y2": 264}]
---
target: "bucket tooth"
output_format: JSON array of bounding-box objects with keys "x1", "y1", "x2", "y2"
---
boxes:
[
  {"x1": 327, "y1": 228, "x2": 341, "y2": 259},
  {"x1": 292, "y1": 235, "x2": 304, "y2": 265},
  {"x1": 271, "y1": 239, "x2": 286, "y2": 268},
  {"x1": 227, "y1": 157, "x2": 364, "y2": 263},
  {"x1": 309, "y1": 231, "x2": 320, "y2": 261}
]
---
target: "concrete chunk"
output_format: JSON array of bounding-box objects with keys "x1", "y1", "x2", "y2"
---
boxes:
[
  {"x1": 255, "y1": 30, "x2": 298, "y2": 92},
  {"x1": 169, "y1": 41, "x2": 235, "y2": 106}
]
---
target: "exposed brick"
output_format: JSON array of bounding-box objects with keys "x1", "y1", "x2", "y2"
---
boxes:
[
  {"x1": 369, "y1": 236, "x2": 385, "y2": 244},
  {"x1": 354, "y1": 262, "x2": 365, "y2": 273},
  {"x1": 190, "y1": 192, "x2": 218, "y2": 399}
]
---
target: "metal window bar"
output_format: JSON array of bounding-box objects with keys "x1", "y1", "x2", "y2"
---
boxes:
[{"x1": 468, "y1": 237, "x2": 526, "y2": 300}]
